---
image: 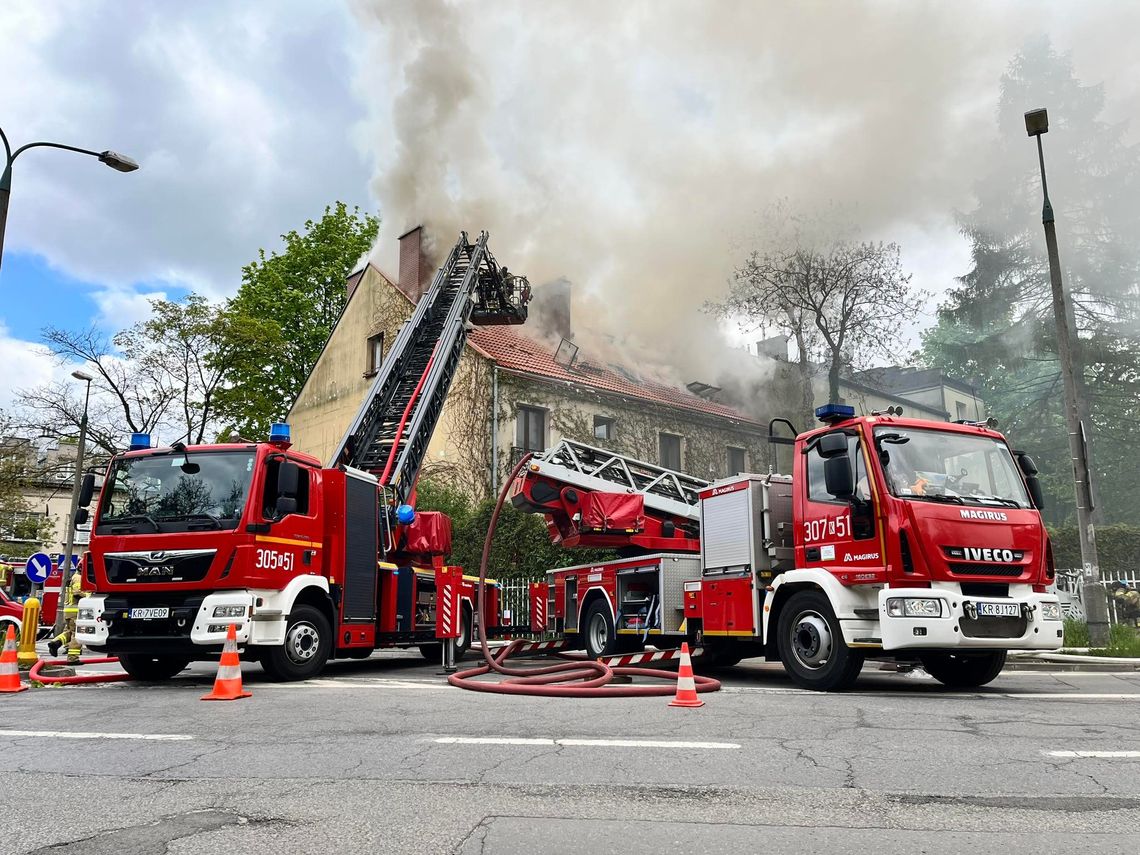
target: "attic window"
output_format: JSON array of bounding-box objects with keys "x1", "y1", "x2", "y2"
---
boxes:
[
  {"x1": 686, "y1": 381, "x2": 722, "y2": 401},
  {"x1": 554, "y1": 337, "x2": 579, "y2": 368}
]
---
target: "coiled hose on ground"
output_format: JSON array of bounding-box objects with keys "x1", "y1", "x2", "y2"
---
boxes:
[
  {"x1": 447, "y1": 453, "x2": 721, "y2": 698},
  {"x1": 29, "y1": 656, "x2": 131, "y2": 685}
]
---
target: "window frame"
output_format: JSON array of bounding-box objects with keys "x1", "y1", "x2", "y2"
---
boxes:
[
  {"x1": 593, "y1": 415, "x2": 615, "y2": 442},
  {"x1": 726, "y1": 446, "x2": 746, "y2": 477},
  {"x1": 365, "y1": 332, "x2": 385, "y2": 378},
  {"x1": 516, "y1": 405, "x2": 547, "y2": 453},
  {"x1": 658, "y1": 432, "x2": 683, "y2": 471}
]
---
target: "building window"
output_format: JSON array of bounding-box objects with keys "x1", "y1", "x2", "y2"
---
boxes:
[
  {"x1": 727, "y1": 446, "x2": 746, "y2": 476},
  {"x1": 516, "y1": 406, "x2": 547, "y2": 452},
  {"x1": 659, "y1": 433, "x2": 682, "y2": 470},
  {"x1": 593, "y1": 416, "x2": 615, "y2": 441},
  {"x1": 956, "y1": 401, "x2": 968, "y2": 421},
  {"x1": 365, "y1": 333, "x2": 385, "y2": 377}
]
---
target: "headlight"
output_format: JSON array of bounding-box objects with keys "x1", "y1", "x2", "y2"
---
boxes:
[
  {"x1": 886, "y1": 597, "x2": 943, "y2": 618},
  {"x1": 212, "y1": 605, "x2": 247, "y2": 618},
  {"x1": 78, "y1": 608, "x2": 96, "y2": 621},
  {"x1": 1040, "y1": 602, "x2": 1062, "y2": 621}
]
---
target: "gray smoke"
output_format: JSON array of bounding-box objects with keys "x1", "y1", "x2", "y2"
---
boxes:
[{"x1": 350, "y1": 0, "x2": 1140, "y2": 403}]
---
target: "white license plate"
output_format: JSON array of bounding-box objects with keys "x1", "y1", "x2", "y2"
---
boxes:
[
  {"x1": 129, "y1": 607, "x2": 169, "y2": 620},
  {"x1": 976, "y1": 601, "x2": 1019, "y2": 618}
]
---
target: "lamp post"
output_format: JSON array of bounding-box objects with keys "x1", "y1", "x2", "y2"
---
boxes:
[
  {"x1": 52, "y1": 369, "x2": 94, "y2": 635},
  {"x1": 0, "y1": 125, "x2": 139, "y2": 274},
  {"x1": 1024, "y1": 107, "x2": 1109, "y2": 647}
]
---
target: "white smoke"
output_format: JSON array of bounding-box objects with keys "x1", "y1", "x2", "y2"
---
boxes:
[{"x1": 350, "y1": 0, "x2": 1140, "y2": 404}]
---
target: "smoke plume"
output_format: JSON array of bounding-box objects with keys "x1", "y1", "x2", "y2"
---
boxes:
[{"x1": 350, "y1": 0, "x2": 1140, "y2": 410}]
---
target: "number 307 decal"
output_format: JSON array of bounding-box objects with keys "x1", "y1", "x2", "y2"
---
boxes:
[
  {"x1": 803, "y1": 513, "x2": 851, "y2": 544},
  {"x1": 255, "y1": 549, "x2": 294, "y2": 572}
]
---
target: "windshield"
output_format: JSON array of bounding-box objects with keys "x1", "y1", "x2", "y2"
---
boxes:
[
  {"x1": 97, "y1": 451, "x2": 255, "y2": 533},
  {"x1": 874, "y1": 428, "x2": 1031, "y2": 509}
]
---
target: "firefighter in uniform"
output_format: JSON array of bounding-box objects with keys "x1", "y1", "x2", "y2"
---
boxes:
[{"x1": 47, "y1": 570, "x2": 86, "y2": 662}]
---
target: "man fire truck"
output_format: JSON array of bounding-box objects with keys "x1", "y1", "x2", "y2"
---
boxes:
[
  {"x1": 511, "y1": 403, "x2": 1064, "y2": 691},
  {"x1": 74, "y1": 232, "x2": 528, "y2": 681}
]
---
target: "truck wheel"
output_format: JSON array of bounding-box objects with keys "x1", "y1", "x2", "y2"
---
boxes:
[
  {"x1": 777, "y1": 589, "x2": 864, "y2": 691},
  {"x1": 920, "y1": 651, "x2": 1007, "y2": 688},
  {"x1": 117, "y1": 653, "x2": 191, "y2": 682},
  {"x1": 582, "y1": 600, "x2": 617, "y2": 659},
  {"x1": 418, "y1": 606, "x2": 473, "y2": 661},
  {"x1": 259, "y1": 605, "x2": 331, "y2": 682}
]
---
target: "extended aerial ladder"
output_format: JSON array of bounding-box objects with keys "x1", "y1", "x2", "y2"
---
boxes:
[
  {"x1": 510, "y1": 439, "x2": 710, "y2": 553},
  {"x1": 331, "y1": 231, "x2": 528, "y2": 513}
]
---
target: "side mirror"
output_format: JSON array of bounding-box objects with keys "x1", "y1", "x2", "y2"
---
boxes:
[
  {"x1": 78, "y1": 473, "x2": 96, "y2": 508},
  {"x1": 817, "y1": 431, "x2": 849, "y2": 459},
  {"x1": 275, "y1": 496, "x2": 298, "y2": 517},
  {"x1": 74, "y1": 508, "x2": 89, "y2": 526},
  {"x1": 1025, "y1": 475, "x2": 1045, "y2": 511},
  {"x1": 824, "y1": 454, "x2": 855, "y2": 500},
  {"x1": 1017, "y1": 453, "x2": 1038, "y2": 476},
  {"x1": 278, "y1": 461, "x2": 300, "y2": 497}
]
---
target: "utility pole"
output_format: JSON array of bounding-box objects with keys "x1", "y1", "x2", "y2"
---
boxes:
[
  {"x1": 1024, "y1": 107, "x2": 1109, "y2": 647},
  {"x1": 52, "y1": 371, "x2": 93, "y2": 636}
]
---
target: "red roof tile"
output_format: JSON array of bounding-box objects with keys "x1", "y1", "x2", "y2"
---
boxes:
[{"x1": 467, "y1": 325, "x2": 759, "y2": 425}]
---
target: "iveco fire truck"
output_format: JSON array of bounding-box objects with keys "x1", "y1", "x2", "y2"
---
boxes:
[
  {"x1": 512, "y1": 404, "x2": 1064, "y2": 690},
  {"x1": 74, "y1": 232, "x2": 528, "y2": 681}
]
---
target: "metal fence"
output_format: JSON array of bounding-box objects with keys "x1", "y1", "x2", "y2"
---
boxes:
[{"x1": 1051, "y1": 569, "x2": 1140, "y2": 625}]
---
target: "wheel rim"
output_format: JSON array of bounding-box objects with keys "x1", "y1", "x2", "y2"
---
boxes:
[
  {"x1": 587, "y1": 611, "x2": 609, "y2": 655},
  {"x1": 790, "y1": 609, "x2": 832, "y2": 670},
  {"x1": 457, "y1": 613, "x2": 468, "y2": 648},
  {"x1": 285, "y1": 620, "x2": 320, "y2": 665}
]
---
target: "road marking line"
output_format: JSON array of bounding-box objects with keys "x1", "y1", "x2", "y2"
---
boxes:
[
  {"x1": 0, "y1": 729, "x2": 193, "y2": 741},
  {"x1": 433, "y1": 737, "x2": 740, "y2": 749},
  {"x1": 1046, "y1": 750, "x2": 1140, "y2": 758},
  {"x1": 1000, "y1": 693, "x2": 1140, "y2": 700}
]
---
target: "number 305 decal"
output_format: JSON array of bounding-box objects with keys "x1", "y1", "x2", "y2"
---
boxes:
[{"x1": 255, "y1": 549, "x2": 294, "y2": 572}]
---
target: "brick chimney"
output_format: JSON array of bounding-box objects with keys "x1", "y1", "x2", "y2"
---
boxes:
[{"x1": 398, "y1": 225, "x2": 430, "y2": 301}]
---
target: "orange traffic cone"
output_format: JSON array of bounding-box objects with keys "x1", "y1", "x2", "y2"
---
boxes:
[
  {"x1": 669, "y1": 642, "x2": 704, "y2": 708},
  {"x1": 201, "y1": 624, "x2": 251, "y2": 701},
  {"x1": 0, "y1": 625, "x2": 28, "y2": 694}
]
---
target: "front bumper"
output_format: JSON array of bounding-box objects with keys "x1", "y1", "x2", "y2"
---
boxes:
[
  {"x1": 874, "y1": 586, "x2": 1064, "y2": 651},
  {"x1": 76, "y1": 590, "x2": 280, "y2": 652}
]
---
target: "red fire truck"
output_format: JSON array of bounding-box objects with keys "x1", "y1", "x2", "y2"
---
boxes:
[
  {"x1": 75, "y1": 232, "x2": 528, "y2": 681},
  {"x1": 512, "y1": 404, "x2": 1065, "y2": 690}
]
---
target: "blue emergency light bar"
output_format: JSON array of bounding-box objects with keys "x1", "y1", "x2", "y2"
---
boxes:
[
  {"x1": 269, "y1": 422, "x2": 291, "y2": 443},
  {"x1": 129, "y1": 432, "x2": 151, "y2": 451},
  {"x1": 815, "y1": 403, "x2": 855, "y2": 423}
]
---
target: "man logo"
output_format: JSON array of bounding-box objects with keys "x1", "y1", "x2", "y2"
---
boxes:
[{"x1": 149, "y1": 551, "x2": 167, "y2": 561}]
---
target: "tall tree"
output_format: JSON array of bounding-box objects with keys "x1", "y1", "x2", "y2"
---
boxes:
[
  {"x1": 213, "y1": 203, "x2": 380, "y2": 438},
  {"x1": 717, "y1": 239, "x2": 922, "y2": 429},
  {"x1": 922, "y1": 39, "x2": 1140, "y2": 525},
  {"x1": 0, "y1": 418, "x2": 55, "y2": 554}
]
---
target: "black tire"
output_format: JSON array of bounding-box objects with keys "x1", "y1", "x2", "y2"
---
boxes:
[
  {"x1": 259, "y1": 604, "x2": 331, "y2": 682},
  {"x1": 117, "y1": 653, "x2": 191, "y2": 682},
  {"x1": 777, "y1": 589, "x2": 864, "y2": 691},
  {"x1": 582, "y1": 599, "x2": 617, "y2": 659},
  {"x1": 418, "y1": 606, "x2": 473, "y2": 662},
  {"x1": 921, "y1": 651, "x2": 1007, "y2": 688}
]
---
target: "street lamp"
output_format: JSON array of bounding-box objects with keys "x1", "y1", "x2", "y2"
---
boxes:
[
  {"x1": 52, "y1": 369, "x2": 94, "y2": 636},
  {"x1": 1024, "y1": 107, "x2": 1109, "y2": 646},
  {"x1": 0, "y1": 125, "x2": 140, "y2": 274}
]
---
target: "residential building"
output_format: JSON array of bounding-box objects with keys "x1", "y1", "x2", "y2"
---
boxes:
[
  {"x1": 287, "y1": 228, "x2": 772, "y2": 501},
  {"x1": 853, "y1": 366, "x2": 985, "y2": 422}
]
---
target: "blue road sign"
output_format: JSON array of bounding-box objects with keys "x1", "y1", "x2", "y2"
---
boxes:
[{"x1": 26, "y1": 552, "x2": 53, "y2": 585}]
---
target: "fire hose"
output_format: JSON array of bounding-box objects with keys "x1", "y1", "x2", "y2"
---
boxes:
[
  {"x1": 447, "y1": 454, "x2": 721, "y2": 698},
  {"x1": 29, "y1": 656, "x2": 131, "y2": 685}
]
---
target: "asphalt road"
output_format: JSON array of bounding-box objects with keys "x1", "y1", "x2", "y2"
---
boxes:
[{"x1": 3, "y1": 649, "x2": 1140, "y2": 854}]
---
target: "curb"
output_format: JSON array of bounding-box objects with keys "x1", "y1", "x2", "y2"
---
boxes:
[{"x1": 1008, "y1": 651, "x2": 1140, "y2": 671}]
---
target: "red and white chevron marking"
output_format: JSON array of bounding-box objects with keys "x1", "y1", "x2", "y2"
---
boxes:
[
  {"x1": 596, "y1": 647, "x2": 704, "y2": 667},
  {"x1": 440, "y1": 584, "x2": 454, "y2": 637}
]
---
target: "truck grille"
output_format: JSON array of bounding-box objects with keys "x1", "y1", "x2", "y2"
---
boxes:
[
  {"x1": 948, "y1": 563, "x2": 1025, "y2": 578},
  {"x1": 959, "y1": 614, "x2": 1027, "y2": 639},
  {"x1": 103, "y1": 549, "x2": 215, "y2": 584}
]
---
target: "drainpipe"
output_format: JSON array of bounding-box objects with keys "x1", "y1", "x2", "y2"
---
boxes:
[{"x1": 491, "y1": 365, "x2": 499, "y2": 494}]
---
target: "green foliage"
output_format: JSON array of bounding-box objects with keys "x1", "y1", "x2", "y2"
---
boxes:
[
  {"x1": 213, "y1": 203, "x2": 380, "y2": 438},
  {"x1": 1049, "y1": 525, "x2": 1140, "y2": 575},
  {"x1": 921, "y1": 39, "x2": 1140, "y2": 526},
  {"x1": 1062, "y1": 617, "x2": 1089, "y2": 648},
  {"x1": 415, "y1": 478, "x2": 615, "y2": 581},
  {"x1": 0, "y1": 430, "x2": 54, "y2": 554}
]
